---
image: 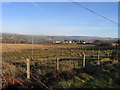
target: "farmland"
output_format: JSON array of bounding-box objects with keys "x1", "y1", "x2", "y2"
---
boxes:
[{"x1": 2, "y1": 43, "x2": 120, "y2": 89}]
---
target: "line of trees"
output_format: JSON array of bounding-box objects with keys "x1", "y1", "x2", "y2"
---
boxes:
[{"x1": 94, "y1": 40, "x2": 113, "y2": 46}]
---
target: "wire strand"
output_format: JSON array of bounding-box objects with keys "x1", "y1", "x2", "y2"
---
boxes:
[{"x1": 69, "y1": 0, "x2": 117, "y2": 24}]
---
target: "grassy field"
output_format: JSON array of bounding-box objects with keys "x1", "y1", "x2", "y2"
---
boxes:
[
  {"x1": 2, "y1": 43, "x2": 119, "y2": 88},
  {"x1": 2, "y1": 43, "x2": 114, "y2": 61},
  {"x1": 2, "y1": 43, "x2": 116, "y2": 75}
]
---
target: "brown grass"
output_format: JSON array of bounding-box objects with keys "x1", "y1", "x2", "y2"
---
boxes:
[{"x1": 2, "y1": 43, "x2": 81, "y2": 53}]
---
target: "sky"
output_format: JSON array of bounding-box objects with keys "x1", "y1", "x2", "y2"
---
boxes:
[{"x1": 2, "y1": 2, "x2": 118, "y2": 38}]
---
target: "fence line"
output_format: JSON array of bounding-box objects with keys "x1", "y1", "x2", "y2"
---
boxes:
[
  {"x1": 3, "y1": 55, "x2": 112, "y2": 79},
  {"x1": 24, "y1": 55, "x2": 112, "y2": 79}
]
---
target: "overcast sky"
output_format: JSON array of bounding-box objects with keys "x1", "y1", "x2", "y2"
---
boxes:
[{"x1": 2, "y1": 2, "x2": 118, "y2": 38}]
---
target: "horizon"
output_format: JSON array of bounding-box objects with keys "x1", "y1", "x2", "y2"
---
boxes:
[
  {"x1": 2, "y1": 2, "x2": 118, "y2": 38},
  {"x1": 1, "y1": 32, "x2": 118, "y2": 39}
]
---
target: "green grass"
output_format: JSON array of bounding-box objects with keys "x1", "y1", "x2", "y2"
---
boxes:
[
  {"x1": 58, "y1": 76, "x2": 85, "y2": 88},
  {"x1": 57, "y1": 63, "x2": 120, "y2": 88}
]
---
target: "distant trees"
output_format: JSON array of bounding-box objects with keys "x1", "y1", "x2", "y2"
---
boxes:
[
  {"x1": 2, "y1": 39, "x2": 53, "y2": 45},
  {"x1": 94, "y1": 40, "x2": 100, "y2": 45},
  {"x1": 116, "y1": 40, "x2": 120, "y2": 46},
  {"x1": 94, "y1": 40, "x2": 112, "y2": 46}
]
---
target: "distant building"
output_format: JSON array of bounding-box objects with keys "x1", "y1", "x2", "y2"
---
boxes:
[
  {"x1": 63, "y1": 40, "x2": 69, "y2": 43},
  {"x1": 63, "y1": 40, "x2": 75, "y2": 44},
  {"x1": 53, "y1": 40, "x2": 94, "y2": 44},
  {"x1": 69, "y1": 41, "x2": 72, "y2": 43},
  {"x1": 53, "y1": 40, "x2": 62, "y2": 44},
  {"x1": 83, "y1": 41, "x2": 86, "y2": 44}
]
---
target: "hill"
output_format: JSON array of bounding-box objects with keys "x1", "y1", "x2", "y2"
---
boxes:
[
  {"x1": 0, "y1": 33, "x2": 116, "y2": 44},
  {"x1": 50, "y1": 36, "x2": 112, "y2": 40}
]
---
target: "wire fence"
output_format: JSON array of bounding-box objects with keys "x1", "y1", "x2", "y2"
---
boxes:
[{"x1": 3, "y1": 55, "x2": 112, "y2": 79}]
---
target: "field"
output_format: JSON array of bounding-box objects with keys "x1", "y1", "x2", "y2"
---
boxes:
[{"x1": 2, "y1": 43, "x2": 120, "y2": 88}]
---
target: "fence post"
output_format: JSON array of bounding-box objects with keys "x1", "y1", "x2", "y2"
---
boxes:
[
  {"x1": 27, "y1": 58, "x2": 30, "y2": 79},
  {"x1": 56, "y1": 58, "x2": 59, "y2": 71},
  {"x1": 83, "y1": 54, "x2": 86, "y2": 68},
  {"x1": 98, "y1": 51, "x2": 99, "y2": 61},
  {"x1": 73, "y1": 63, "x2": 75, "y2": 69}
]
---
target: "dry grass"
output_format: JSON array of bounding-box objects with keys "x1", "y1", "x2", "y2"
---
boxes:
[
  {"x1": 2, "y1": 43, "x2": 82, "y2": 53},
  {"x1": 1, "y1": 43, "x2": 117, "y2": 88},
  {"x1": 2, "y1": 61, "x2": 21, "y2": 77}
]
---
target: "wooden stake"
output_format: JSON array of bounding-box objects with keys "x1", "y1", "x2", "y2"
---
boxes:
[
  {"x1": 83, "y1": 54, "x2": 85, "y2": 68},
  {"x1": 27, "y1": 58, "x2": 30, "y2": 79},
  {"x1": 56, "y1": 58, "x2": 59, "y2": 71},
  {"x1": 98, "y1": 51, "x2": 99, "y2": 61},
  {"x1": 73, "y1": 63, "x2": 75, "y2": 69}
]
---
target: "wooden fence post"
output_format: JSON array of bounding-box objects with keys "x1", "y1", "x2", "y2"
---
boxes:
[
  {"x1": 83, "y1": 54, "x2": 86, "y2": 68},
  {"x1": 98, "y1": 51, "x2": 99, "y2": 61},
  {"x1": 27, "y1": 58, "x2": 30, "y2": 79},
  {"x1": 56, "y1": 58, "x2": 59, "y2": 71},
  {"x1": 73, "y1": 63, "x2": 75, "y2": 69}
]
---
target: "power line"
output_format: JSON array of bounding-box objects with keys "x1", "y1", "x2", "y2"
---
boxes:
[{"x1": 69, "y1": 0, "x2": 117, "y2": 24}]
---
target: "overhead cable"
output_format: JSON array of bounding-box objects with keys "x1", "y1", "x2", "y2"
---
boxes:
[{"x1": 69, "y1": 0, "x2": 117, "y2": 24}]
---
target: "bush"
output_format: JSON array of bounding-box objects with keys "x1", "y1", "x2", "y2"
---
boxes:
[
  {"x1": 94, "y1": 40, "x2": 113, "y2": 46},
  {"x1": 99, "y1": 41, "x2": 112, "y2": 46}
]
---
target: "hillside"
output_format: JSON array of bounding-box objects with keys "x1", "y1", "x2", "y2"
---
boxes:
[
  {"x1": 0, "y1": 33, "x2": 116, "y2": 44},
  {"x1": 50, "y1": 36, "x2": 113, "y2": 40},
  {"x1": 1, "y1": 33, "x2": 53, "y2": 44}
]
